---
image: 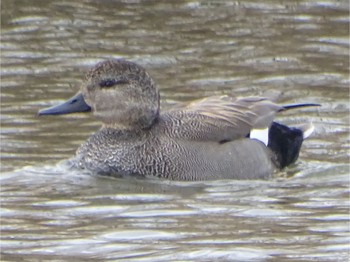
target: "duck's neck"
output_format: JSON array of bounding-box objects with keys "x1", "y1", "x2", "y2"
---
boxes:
[
  {"x1": 102, "y1": 111, "x2": 159, "y2": 132},
  {"x1": 97, "y1": 87, "x2": 160, "y2": 131}
]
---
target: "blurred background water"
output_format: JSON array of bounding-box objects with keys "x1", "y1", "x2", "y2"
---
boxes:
[{"x1": 1, "y1": 0, "x2": 349, "y2": 261}]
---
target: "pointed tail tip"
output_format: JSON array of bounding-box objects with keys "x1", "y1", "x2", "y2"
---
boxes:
[
  {"x1": 282, "y1": 103, "x2": 321, "y2": 111},
  {"x1": 298, "y1": 123, "x2": 315, "y2": 139}
]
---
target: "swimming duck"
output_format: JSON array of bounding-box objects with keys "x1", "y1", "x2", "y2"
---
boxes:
[{"x1": 39, "y1": 59, "x2": 318, "y2": 180}]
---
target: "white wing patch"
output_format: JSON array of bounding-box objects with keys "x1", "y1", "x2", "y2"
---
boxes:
[{"x1": 250, "y1": 127, "x2": 269, "y2": 146}]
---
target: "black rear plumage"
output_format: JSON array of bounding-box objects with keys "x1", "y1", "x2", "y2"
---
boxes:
[{"x1": 268, "y1": 122, "x2": 304, "y2": 168}]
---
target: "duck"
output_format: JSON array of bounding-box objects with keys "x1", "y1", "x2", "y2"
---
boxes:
[{"x1": 38, "y1": 59, "x2": 319, "y2": 180}]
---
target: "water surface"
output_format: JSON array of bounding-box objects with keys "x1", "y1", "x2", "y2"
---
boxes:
[{"x1": 1, "y1": 0, "x2": 349, "y2": 261}]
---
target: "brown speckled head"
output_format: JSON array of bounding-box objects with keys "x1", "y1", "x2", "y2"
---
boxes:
[{"x1": 81, "y1": 59, "x2": 160, "y2": 130}]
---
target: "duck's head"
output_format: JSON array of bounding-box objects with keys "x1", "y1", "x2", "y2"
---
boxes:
[{"x1": 39, "y1": 59, "x2": 160, "y2": 130}]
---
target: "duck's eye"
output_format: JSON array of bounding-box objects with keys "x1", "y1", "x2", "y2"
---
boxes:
[
  {"x1": 100, "y1": 79, "x2": 116, "y2": 88},
  {"x1": 99, "y1": 79, "x2": 129, "y2": 88}
]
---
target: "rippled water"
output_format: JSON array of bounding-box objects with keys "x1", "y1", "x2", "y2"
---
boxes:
[{"x1": 1, "y1": 0, "x2": 349, "y2": 261}]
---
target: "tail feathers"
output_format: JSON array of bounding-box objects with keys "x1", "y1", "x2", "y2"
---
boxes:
[
  {"x1": 292, "y1": 123, "x2": 315, "y2": 139},
  {"x1": 280, "y1": 103, "x2": 320, "y2": 112}
]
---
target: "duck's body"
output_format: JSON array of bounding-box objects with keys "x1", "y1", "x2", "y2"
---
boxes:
[
  {"x1": 75, "y1": 114, "x2": 275, "y2": 180},
  {"x1": 39, "y1": 59, "x2": 318, "y2": 180}
]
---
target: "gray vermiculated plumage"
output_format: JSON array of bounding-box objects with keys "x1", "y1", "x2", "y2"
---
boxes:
[
  {"x1": 39, "y1": 59, "x2": 318, "y2": 180},
  {"x1": 75, "y1": 114, "x2": 275, "y2": 180}
]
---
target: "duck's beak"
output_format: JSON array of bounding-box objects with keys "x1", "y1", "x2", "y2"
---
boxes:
[{"x1": 38, "y1": 92, "x2": 91, "y2": 115}]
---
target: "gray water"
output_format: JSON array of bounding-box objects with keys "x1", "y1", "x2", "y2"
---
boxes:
[{"x1": 1, "y1": 0, "x2": 349, "y2": 261}]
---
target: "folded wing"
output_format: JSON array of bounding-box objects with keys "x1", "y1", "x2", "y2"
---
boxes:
[{"x1": 163, "y1": 96, "x2": 283, "y2": 142}]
